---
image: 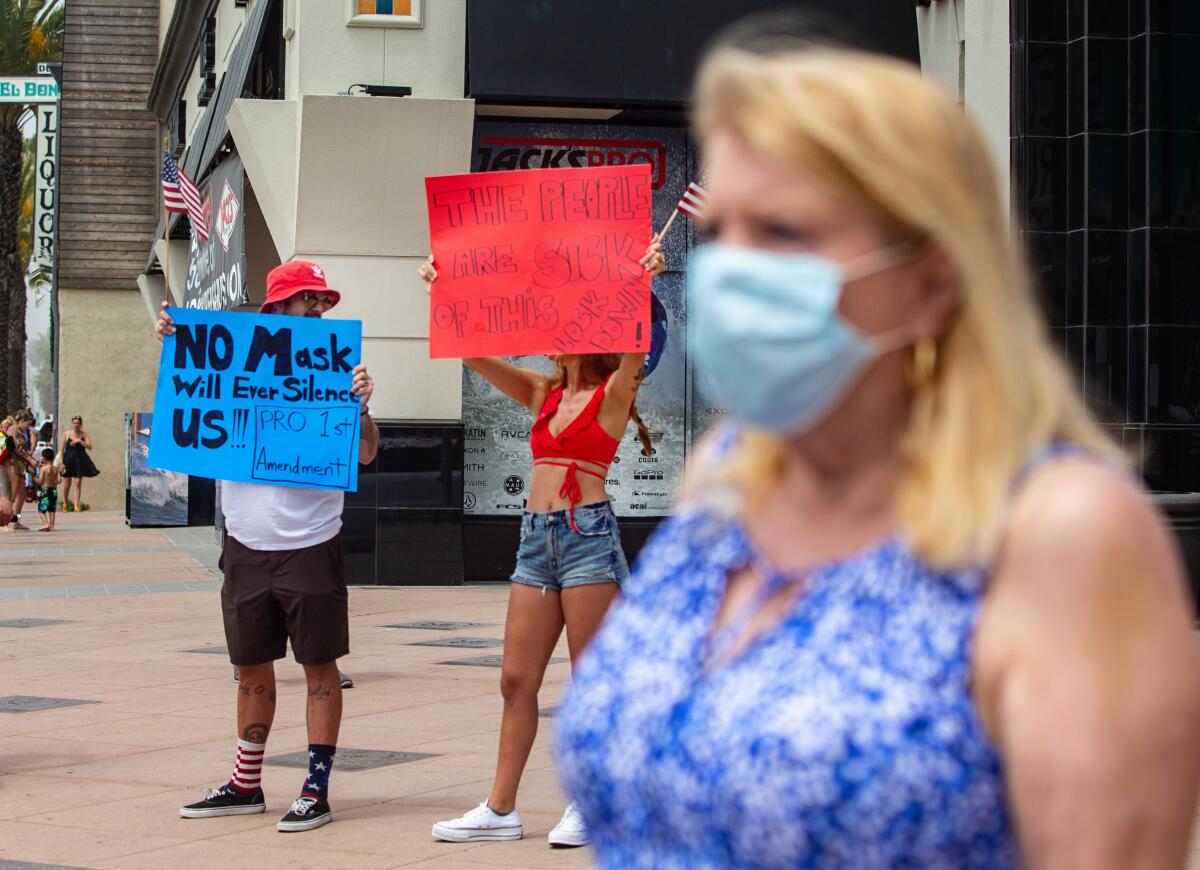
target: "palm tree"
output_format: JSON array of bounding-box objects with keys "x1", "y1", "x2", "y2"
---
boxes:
[
  {"x1": 18, "y1": 129, "x2": 33, "y2": 272},
  {"x1": 0, "y1": 0, "x2": 62, "y2": 415}
]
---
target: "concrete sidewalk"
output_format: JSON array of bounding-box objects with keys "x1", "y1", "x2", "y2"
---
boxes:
[
  {"x1": 2, "y1": 511, "x2": 1198, "y2": 868},
  {"x1": 0, "y1": 512, "x2": 586, "y2": 869}
]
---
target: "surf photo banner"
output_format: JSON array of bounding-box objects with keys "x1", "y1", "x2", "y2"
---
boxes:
[
  {"x1": 148, "y1": 307, "x2": 363, "y2": 491},
  {"x1": 425, "y1": 163, "x2": 653, "y2": 358}
]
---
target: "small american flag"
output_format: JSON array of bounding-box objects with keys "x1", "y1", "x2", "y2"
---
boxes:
[
  {"x1": 162, "y1": 152, "x2": 209, "y2": 241},
  {"x1": 675, "y1": 172, "x2": 709, "y2": 221}
]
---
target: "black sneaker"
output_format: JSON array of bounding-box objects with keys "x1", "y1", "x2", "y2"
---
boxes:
[
  {"x1": 339, "y1": 671, "x2": 353, "y2": 689},
  {"x1": 277, "y1": 795, "x2": 332, "y2": 832},
  {"x1": 180, "y1": 784, "x2": 265, "y2": 818}
]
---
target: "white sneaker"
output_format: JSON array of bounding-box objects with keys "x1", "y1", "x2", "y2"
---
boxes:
[
  {"x1": 431, "y1": 802, "x2": 523, "y2": 842},
  {"x1": 547, "y1": 802, "x2": 589, "y2": 847}
]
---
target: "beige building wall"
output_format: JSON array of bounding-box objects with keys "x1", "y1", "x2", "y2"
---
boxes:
[
  {"x1": 155, "y1": 0, "x2": 475, "y2": 426},
  {"x1": 286, "y1": 0, "x2": 466, "y2": 100},
  {"x1": 916, "y1": 0, "x2": 1010, "y2": 201},
  {"x1": 181, "y1": 0, "x2": 258, "y2": 142},
  {"x1": 228, "y1": 94, "x2": 475, "y2": 422},
  {"x1": 58, "y1": 289, "x2": 162, "y2": 510}
]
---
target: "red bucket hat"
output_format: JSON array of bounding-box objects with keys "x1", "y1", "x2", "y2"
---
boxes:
[{"x1": 259, "y1": 260, "x2": 341, "y2": 313}]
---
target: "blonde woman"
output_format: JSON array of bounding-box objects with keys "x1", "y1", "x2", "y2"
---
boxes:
[{"x1": 554, "y1": 39, "x2": 1200, "y2": 869}]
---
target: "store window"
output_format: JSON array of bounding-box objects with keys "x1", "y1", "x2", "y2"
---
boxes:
[{"x1": 348, "y1": 0, "x2": 422, "y2": 28}]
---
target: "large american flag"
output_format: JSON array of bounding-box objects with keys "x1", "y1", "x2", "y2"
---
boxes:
[
  {"x1": 675, "y1": 171, "x2": 709, "y2": 221},
  {"x1": 162, "y1": 152, "x2": 209, "y2": 241}
]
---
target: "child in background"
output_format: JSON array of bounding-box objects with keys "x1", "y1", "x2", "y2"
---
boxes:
[{"x1": 36, "y1": 449, "x2": 59, "y2": 532}]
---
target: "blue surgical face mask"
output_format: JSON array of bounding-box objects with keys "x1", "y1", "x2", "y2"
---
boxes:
[{"x1": 688, "y1": 243, "x2": 912, "y2": 434}]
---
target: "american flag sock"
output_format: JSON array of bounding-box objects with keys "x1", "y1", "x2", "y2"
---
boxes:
[
  {"x1": 228, "y1": 738, "x2": 266, "y2": 794},
  {"x1": 301, "y1": 744, "x2": 335, "y2": 801}
]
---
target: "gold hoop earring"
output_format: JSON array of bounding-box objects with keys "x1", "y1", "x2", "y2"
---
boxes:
[{"x1": 910, "y1": 338, "x2": 937, "y2": 390}]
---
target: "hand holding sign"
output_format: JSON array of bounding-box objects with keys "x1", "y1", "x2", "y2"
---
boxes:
[
  {"x1": 148, "y1": 307, "x2": 364, "y2": 491},
  {"x1": 425, "y1": 164, "x2": 654, "y2": 358}
]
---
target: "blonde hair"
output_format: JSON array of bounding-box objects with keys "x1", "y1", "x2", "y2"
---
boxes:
[{"x1": 692, "y1": 46, "x2": 1123, "y2": 568}]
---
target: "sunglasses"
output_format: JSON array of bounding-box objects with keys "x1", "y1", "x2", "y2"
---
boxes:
[{"x1": 300, "y1": 291, "x2": 336, "y2": 309}]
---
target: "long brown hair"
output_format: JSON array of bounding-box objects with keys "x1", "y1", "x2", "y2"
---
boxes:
[{"x1": 547, "y1": 354, "x2": 655, "y2": 457}]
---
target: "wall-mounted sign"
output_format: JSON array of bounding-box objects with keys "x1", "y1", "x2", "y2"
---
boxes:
[
  {"x1": 0, "y1": 77, "x2": 58, "y2": 103},
  {"x1": 185, "y1": 156, "x2": 246, "y2": 310},
  {"x1": 475, "y1": 135, "x2": 669, "y2": 190},
  {"x1": 24, "y1": 103, "x2": 60, "y2": 420}
]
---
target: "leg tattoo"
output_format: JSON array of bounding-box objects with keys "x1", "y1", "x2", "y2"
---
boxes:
[{"x1": 242, "y1": 722, "x2": 270, "y2": 743}]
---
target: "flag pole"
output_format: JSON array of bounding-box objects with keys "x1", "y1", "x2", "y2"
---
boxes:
[
  {"x1": 653, "y1": 209, "x2": 680, "y2": 244},
  {"x1": 161, "y1": 138, "x2": 170, "y2": 308}
]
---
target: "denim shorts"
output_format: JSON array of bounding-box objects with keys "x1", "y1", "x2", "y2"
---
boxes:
[{"x1": 511, "y1": 501, "x2": 630, "y2": 593}]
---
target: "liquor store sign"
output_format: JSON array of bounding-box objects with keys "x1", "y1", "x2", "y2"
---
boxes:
[{"x1": 0, "y1": 77, "x2": 58, "y2": 103}]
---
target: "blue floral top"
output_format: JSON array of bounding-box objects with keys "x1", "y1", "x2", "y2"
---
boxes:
[{"x1": 555, "y1": 484, "x2": 1019, "y2": 867}]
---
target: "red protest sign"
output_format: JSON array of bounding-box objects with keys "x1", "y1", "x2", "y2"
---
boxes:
[{"x1": 425, "y1": 164, "x2": 653, "y2": 359}]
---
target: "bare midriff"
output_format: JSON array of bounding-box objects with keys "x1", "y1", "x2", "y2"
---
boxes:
[{"x1": 526, "y1": 455, "x2": 610, "y2": 514}]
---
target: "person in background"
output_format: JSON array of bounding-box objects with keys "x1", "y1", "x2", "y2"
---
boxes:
[
  {"x1": 34, "y1": 418, "x2": 54, "y2": 455},
  {"x1": 59, "y1": 415, "x2": 99, "y2": 512},
  {"x1": 421, "y1": 240, "x2": 666, "y2": 848},
  {"x1": 555, "y1": 29, "x2": 1200, "y2": 869},
  {"x1": 4, "y1": 410, "x2": 37, "y2": 530},
  {"x1": 0, "y1": 416, "x2": 15, "y2": 528},
  {"x1": 160, "y1": 260, "x2": 378, "y2": 833},
  {"x1": 36, "y1": 449, "x2": 59, "y2": 532}
]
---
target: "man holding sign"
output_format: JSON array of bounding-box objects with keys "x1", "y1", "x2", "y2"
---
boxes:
[{"x1": 155, "y1": 261, "x2": 378, "y2": 833}]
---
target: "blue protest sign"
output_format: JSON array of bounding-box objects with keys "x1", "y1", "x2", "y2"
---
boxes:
[{"x1": 148, "y1": 307, "x2": 363, "y2": 492}]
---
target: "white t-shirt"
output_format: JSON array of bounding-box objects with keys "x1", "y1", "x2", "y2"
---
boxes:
[
  {"x1": 222, "y1": 480, "x2": 344, "y2": 551},
  {"x1": 221, "y1": 406, "x2": 371, "y2": 551}
]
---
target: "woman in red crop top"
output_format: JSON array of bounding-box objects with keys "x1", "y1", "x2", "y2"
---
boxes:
[{"x1": 420, "y1": 240, "x2": 665, "y2": 849}]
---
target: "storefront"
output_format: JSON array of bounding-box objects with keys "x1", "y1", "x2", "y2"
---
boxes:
[
  {"x1": 136, "y1": 0, "x2": 924, "y2": 584},
  {"x1": 131, "y1": 1, "x2": 1200, "y2": 598}
]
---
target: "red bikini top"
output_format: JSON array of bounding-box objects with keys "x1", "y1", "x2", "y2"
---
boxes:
[{"x1": 530, "y1": 380, "x2": 620, "y2": 467}]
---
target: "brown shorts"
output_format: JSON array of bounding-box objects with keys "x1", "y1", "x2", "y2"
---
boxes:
[{"x1": 220, "y1": 533, "x2": 349, "y2": 666}]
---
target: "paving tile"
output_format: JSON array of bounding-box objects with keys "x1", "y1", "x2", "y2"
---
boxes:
[
  {"x1": 0, "y1": 619, "x2": 73, "y2": 629},
  {"x1": 384, "y1": 621, "x2": 487, "y2": 631},
  {"x1": 0, "y1": 820, "x2": 183, "y2": 866},
  {"x1": 0, "y1": 696, "x2": 100, "y2": 714},
  {"x1": 0, "y1": 775, "x2": 174, "y2": 823},
  {"x1": 265, "y1": 748, "x2": 440, "y2": 772},
  {"x1": 89, "y1": 839, "x2": 397, "y2": 870},
  {"x1": 408, "y1": 638, "x2": 504, "y2": 649},
  {"x1": 102, "y1": 584, "x2": 149, "y2": 595},
  {"x1": 437, "y1": 656, "x2": 568, "y2": 668},
  {"x1": 62, "y1": 587, "x2": 110, "y2": 598}
]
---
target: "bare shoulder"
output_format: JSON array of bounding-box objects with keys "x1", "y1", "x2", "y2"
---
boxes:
[
  {"x1": 980, "y1": 456, "x2": 1190, "y2": 658},
  {"x1": 975, "y1": 456, "x2": 1200, "y2": 865},
  {"x1": 997, "y1": 457, "x2": 1180, "y2": 602}
]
